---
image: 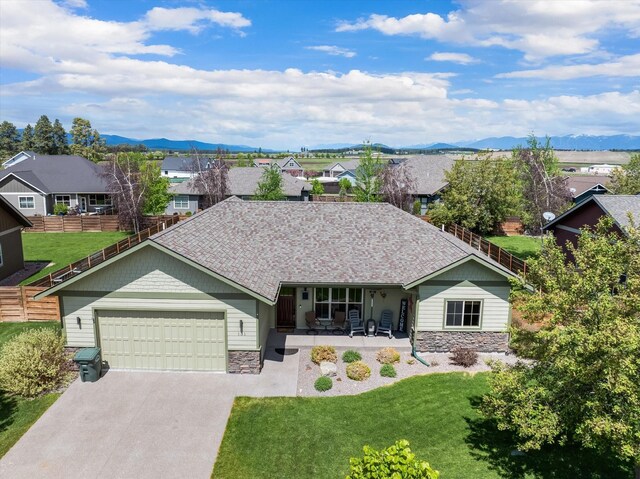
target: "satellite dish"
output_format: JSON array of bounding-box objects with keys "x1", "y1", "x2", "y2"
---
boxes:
[
  {"x1": 543, "y1": 211, "x2": 556, "y2": 222},
  {"x1": 569, "y1": 187, "x2": 576, "y2": 193}
]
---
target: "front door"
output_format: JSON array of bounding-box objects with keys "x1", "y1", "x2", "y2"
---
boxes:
[
  {"x1": 276, "y1": 288, "x2": 296, "y2": 331},
  {"x1": 79, "y1": 196, "x2": 87, "y2": 213}
]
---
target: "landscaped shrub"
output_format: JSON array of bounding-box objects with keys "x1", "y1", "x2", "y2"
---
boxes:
[
  {"x1": 450, "y1": 347, "x2": 478, "y2": 368},
  {"x1": 376, "y1": 347, "x2": 400, "y2": 364},
  {"x1": 311, "y1": 345, "x2": 337, "y2": 364},
  {"x1": 53, "y1": 203, "x2": 68, "y2": 215},
  {"x1": 342, "y1": 350, "x2": 362, "y2": 363},
  {"x1": 347, "y1": 439, "x2": 439, "y2": 479},
  {"x1": 380, "y1": 364, "x2": 397, "y2": 378},
  {"x1": 346, "y1": 361, "x2": 371, "y2": 381},
  {"x1": 314, "y1": 376, "x2": 333, "y2": 392},
  {"x1": 184, "y1": 211, "x2": 193, "y2": 217},
  {"x1": 0, "y1": 329, "x2": 72, "y2": 398}
]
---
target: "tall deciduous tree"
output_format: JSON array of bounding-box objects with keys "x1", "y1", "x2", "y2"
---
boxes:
[
  {"x1": 20, "y1": 124, "x2": 34, "y2": 151},
  {"x1": 0, "y1": 121, "x2": 20, "y2": 161},
  {"x1": 52, "y1": 119, "x2": 68, "y2": 154},
  {"x1": 310, "y1": 178, "x2": 324, "y2": 196},
  {"x1": 482, "y1": 217, "x2": 640, "y2": 477},
  {"x1": 428, "y1": 154, "x2": 521, "y2": 235},
  {"x1": 33, "y1": 115, "x2": 55, "y2": 154},
  {"x1": 610, "y1": 153, "x2": 640, "y2": 195},
  {"x1": 513, "y1": 136, "x2": 571, "y2": 234},
  {"x1": 188, "y1": 151, "x2": 229, "y2": 209},
  {"x1": 254, "y1": 165, "x2": 285, "y2": 200},
  {"x1": 379, "y1": 163, "x2": 416, "y2": 212},
  {"x1": 354, "y1": 141, "x2": 383, "y2": 202},
  {"x1": 101, "y1": 152, "x2": 169, "y2": 232}
]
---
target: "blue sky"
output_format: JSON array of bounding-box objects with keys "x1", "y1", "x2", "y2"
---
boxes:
[{"x1": 0, "y1": 0, "x2": 638, "y2": 149}]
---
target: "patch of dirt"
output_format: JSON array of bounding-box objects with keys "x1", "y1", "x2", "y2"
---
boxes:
[{"x1": 0, "y1": 262, "x2": 51, "y2": 286}]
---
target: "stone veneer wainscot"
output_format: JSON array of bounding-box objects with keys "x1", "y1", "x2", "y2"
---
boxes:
[
  {"x1": 414, "y1": 331, "x2": 510, "y2": 353},
  {"x1": 228, "y1": 350, "x2": 261, "y2": 374}
]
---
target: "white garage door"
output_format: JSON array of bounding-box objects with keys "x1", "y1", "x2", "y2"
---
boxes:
[{"x1": 97, "y1": 310, "x2": 227, "y2": 371}]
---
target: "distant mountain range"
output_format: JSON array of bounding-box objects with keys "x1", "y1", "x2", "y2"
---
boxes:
[{"x1": 101, "y1": 135, "x2": 274, "y2": 153}]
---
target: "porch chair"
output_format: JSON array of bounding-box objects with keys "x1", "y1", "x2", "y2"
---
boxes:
[
  {"x1": 348, "y1": 309, "x2": 365, "y2": 337},
  {"x1": 305, "y1": 311, "x2": 320, "y2": 335},
  {"x1": 376, "y1": 309, "x2": 394, "y2": 339},
  {"x1": 331, "y1": 311, "x2": 347, "y2": 335}
]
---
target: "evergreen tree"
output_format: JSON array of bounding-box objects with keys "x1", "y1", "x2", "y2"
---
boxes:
[
  {"x1": 52, "y1": 119, "x2": 68, "y2": 154},
  {"x1": 33, "y1": 115, "x2": 55, "y2": 154},
  {"x1": 610, "y1": 153, "x2": 640, "y2": 195},
  {"x1": 20, "y1": 124, "x2": 34, "y2": 151},
  {"x1": 0, "y1": 121, "x2": 20, "y2": 161},
  {"x1": 354, "y1": 141, "x2": 383, "y2": 203},
  {"x1": 70, "y1": 117, "x2": 106, "y2": 162}
]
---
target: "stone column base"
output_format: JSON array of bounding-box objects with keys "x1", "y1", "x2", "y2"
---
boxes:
[
  {"x1": 415, "y1": 331, "x2": 510, "y2": 352},
  {"x1": 228, "y1": 350, "x2": 262, "y2": 374}
]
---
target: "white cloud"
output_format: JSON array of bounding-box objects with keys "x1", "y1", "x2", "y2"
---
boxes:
[
  {"x1": 306, "y1": 45, "x2": 356, "y2": 58},
  {"x1": 143, "y1": 7, "x2": 250, "y2": 34},
  {"x1": 428, "y1": 52, "x2": 478, "y2": 65},
  {"x1": 497, "y1": 53, "x2": 640, "y2": 79},
  {"x1": 61, "y1": 0, "x2": 87, "y2": 8},
  {"x1": 337, "y1": 1, "x2": 640, "y2": 61}
]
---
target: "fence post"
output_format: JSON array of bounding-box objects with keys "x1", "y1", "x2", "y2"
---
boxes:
[{"x1": 20, "y1": 286, "x2": 28, "y2": 322}]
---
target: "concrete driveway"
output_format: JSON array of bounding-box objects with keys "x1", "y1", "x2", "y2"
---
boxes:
[{"x1": 0, "y1": 348, "x2": 298, "y2": 479}]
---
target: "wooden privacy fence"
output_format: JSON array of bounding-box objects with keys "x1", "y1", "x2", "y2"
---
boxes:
[
  {"x1": 24, "y1": 214, "x2": 189, "y2": 233},
  {"x1": 28, "y1": 215, "x2": 181, "y2": 289},
  {"x1": 446, "y1": 223, "x2": 529, "y2": 277},
  {"x1": 0, "y1": 286, "x2": 60, "y2": 322}
]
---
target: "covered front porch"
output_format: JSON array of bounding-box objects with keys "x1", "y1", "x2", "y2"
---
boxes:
[{"x1": 266, "y1": 328, "x2": 412, "y2": 350}]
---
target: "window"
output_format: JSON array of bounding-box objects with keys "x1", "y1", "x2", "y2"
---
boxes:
[
  {"x1": 314, "y1": 287, "x2": 363, "y2": 319},
  {"x1": 19, "y1": 196, "x2": 34, "y2": 209},
  {"x1": 445, "y1": 300, "x2": 482, "y2": 327},
  {"x1": 173, "y1": 195, "x2": 190, "y2": 209},
  {"x1": 89, "y1": 194, "x2": 112, "y2": 206},
  {"x1": 55, "y1": 195, "x2": 71, "y2": 206}
]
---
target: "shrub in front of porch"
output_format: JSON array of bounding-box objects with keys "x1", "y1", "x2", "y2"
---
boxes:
[
  {"x1": 380, "y1": 364, "x2": 397, "y2": 378},
  {"x1": 450, "y1": 347, "x2": 478, "y2": 368},
  {"x1": 342, "y1": 350, "x2": 362, "y2": 363},
  {"x1": 346, "y1": 361, "x2": 371, "y2": 381},
  {"x1": 376, "y1": 347, "x2": 400, "y2": 364},
  {"x1": 311, "y1": 345, "x2": 337, "y2": 364},
  {"x1": 314, "y1": 376, "x2": 333, "y2": 392}
]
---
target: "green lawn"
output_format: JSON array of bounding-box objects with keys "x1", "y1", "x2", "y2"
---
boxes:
[
  {"x1": 0, "y1": 321, "x2": 61, "y2": 458},
  {"x1": 213, "y1": 373, "x2": 632, "y2": 479},
  {"x1": 486, "y1": 235, "x2": 542, "y2": 261},
  {"x1": 21, "y1": 231, "x2": 130, "y2": 284}
]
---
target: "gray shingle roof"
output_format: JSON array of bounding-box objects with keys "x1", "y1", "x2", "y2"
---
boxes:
[
  {"x1": 399, "y1": 155, "x2": 455, "y2": 196},
  {"x1": 566, "y1": 175, "x2": 610, "y2": 197},
  {"x1": 151, "y1": 200, "x2": 514, "y2": 301},
  {"x1": 594, "y1": 195, "x2": 640, "y2": 229},
  {"x1": 169, "y1": 167, "x2": 309, "y2": 197},
  {"x1": 324, "y1": 159, "x2": 360, "y2": 172},
  {"x1": 0, "y1": 155, "x2": 108, "y2": 193},
  {"x1": 162, "y1": 156, "x2": 215, "y2": 172}
]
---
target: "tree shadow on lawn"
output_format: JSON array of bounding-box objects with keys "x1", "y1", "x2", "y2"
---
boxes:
[
  {"x1": 0, "y1": 392, "x2": 18, "y2": 435},
  {"x1": 464, "y1": 396, "x2": 633, "y2": 479}
]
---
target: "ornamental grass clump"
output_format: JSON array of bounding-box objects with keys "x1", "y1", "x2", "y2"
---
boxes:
[
  {"x1": 0, "y1": 329, "x2": 73, "y2": 398},
  {"x1": 311, "y1": 345, "x2": 337, "y2": 364},
  {"x1": 376, "y1": 347, "x2": 400, "y2": 364},
  {"x1": 346, "y1": 361, "x2": 371, "y2": 381},
  {"x1": 342, "y1": 350, "x2": 362, "y2": 363},
  {"x1": 380, "y1": 364, "x2": 397, "y2": 378},
  {"x1": 314, "y1": 376, "x2": 333, "y2": 392}
]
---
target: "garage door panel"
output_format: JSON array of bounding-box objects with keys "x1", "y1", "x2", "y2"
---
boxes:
[{"x1": 97, "y1": 310, "x2": 226, "y2": 371}]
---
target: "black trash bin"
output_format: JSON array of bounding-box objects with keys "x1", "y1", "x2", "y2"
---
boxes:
[{"x1": 73, "y1": 347, "x2": 102, "y2": 382}]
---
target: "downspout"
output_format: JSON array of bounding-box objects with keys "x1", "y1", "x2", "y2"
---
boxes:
[{"x1": 410, "y1": 290, "x2": 430, "y2": 367}]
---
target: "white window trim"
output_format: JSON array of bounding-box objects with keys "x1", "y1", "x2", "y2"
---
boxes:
[
  {"x1": 443, "y1": 299, "x2": 483, "y2": 329},
  {"x1": 314, "y1": 287, "x2": 363, "y2": 320},
  {"x1": 173, "y1": 195, "x2": 190, "y2": 209},
  {"x1": 18, "y1": 196, "x2": 35, "y2": 209}
]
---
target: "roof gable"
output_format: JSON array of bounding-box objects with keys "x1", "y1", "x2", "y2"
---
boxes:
[{"x1": 0, "y1": 195, "x2": 33, "y2": 228}]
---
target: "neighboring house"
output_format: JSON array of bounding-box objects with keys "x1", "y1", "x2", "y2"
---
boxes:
[
  {"x1": 399, "y1": 155, "x2": 456, "y2": 214},
  {"x1": 542, "y1": 195, "x2": 640, "y2": 255},
  {"x1": 336, "y1": 169, "x2": 357, "y2": 186},
  {"x1": 3, "y1": 150, "x2": 36, "y2": 168},
  {"x1": 566, "y1": 175, "x2": 610, "y2": 203},
  {"x1": 253, "y1": 157, "x2": 304, "y2": 176},
  {"x1": 161, "y1": 156, "x2": 221, "y2": 178},
  {"x1": 579, "y1": 164, "x2": 619, "y2": 175},
  {"x1": 323, "y1": 159, "x2": 360, "y2": 178},
  {"x1": 36, "y1": 200, "x2": 517, "y2": 374},
  {"x1": 0, "y1": 195, "x2": 32, "y2": 281},
  {"x1": 0, "y1": 154, "x2": 111, "y2": 216},
  {"x1": 165, "y1": 167, "x2": 310, "y2": 214}
]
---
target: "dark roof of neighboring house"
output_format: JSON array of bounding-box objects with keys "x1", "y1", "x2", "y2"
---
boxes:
[
  {"x1": 543, "y1": 194, "x2": 640, "y2": 232},
  {"x1": 169, "y1": 167, "x2": 310, "y2": 197},
  {"x1": 0, "y1": 154, "x2": 108, "y2": 194},
  {"x1": 566, "y1": 175, "x2": 610, "y2": 198},
  {"x1": 0, "y1": 195, "x2": 32, "y2": 228},
  {"x1": 399, "y1": 155, "x2": 455, "y2": 196},
  {"x1": 151, "y1": 199, "x2": 515, "y2": 301},
  {"x1": 161, "y1": 156, "x2": 219, "y2": 172}
]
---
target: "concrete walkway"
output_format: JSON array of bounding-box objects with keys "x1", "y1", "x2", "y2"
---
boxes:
[{"x1": 0, "y1": 347, "x2": 298, "y2": 479}]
